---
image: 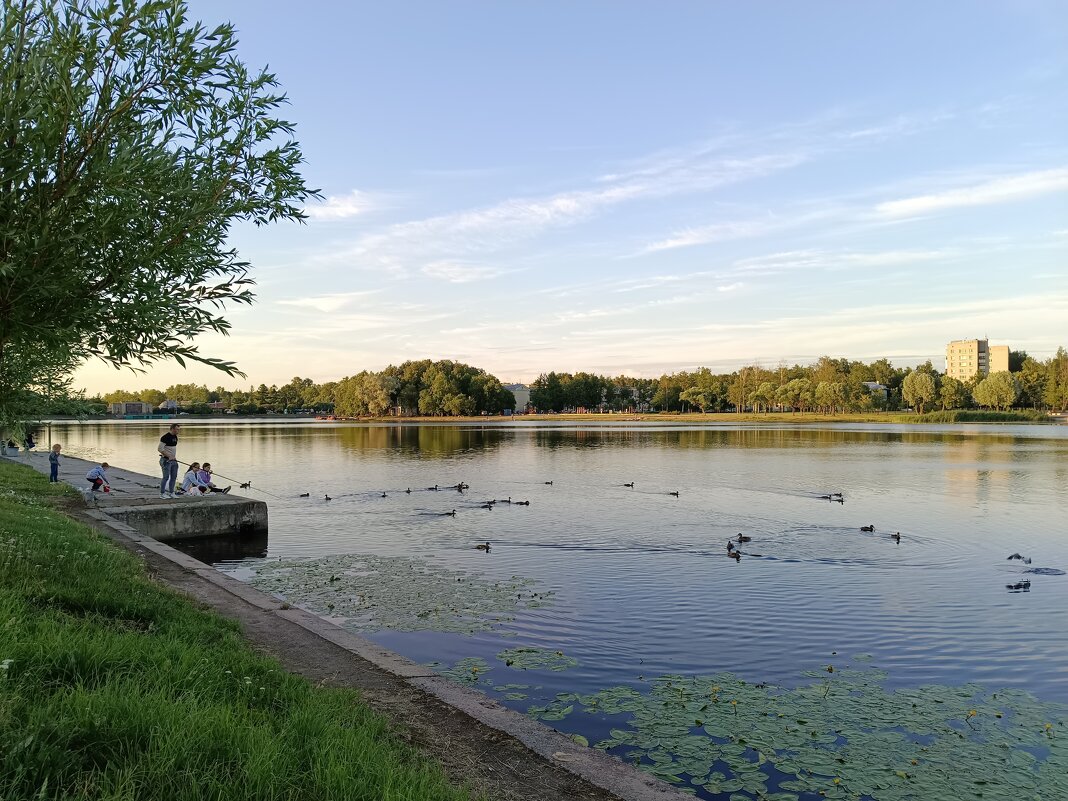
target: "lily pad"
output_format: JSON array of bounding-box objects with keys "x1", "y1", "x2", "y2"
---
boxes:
[
  {"x1": 498, "y1": 646, "x2": 579, "y2": 672},
  {"x1": 558, "y1": 663, "x2": 1067, "y2": 800},
  {"x1": 250, "y1": 553, "x2": 553, "y2": 633}
]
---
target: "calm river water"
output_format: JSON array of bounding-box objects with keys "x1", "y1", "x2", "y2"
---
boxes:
[{"x1": 50, "y1": 420, "x2": 1068, "y2": 797}]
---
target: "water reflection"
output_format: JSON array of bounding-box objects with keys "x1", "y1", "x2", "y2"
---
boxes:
[
  {"x1": 170, "y1": 531, "x2": 269, "y2": 565},
  {"x1": 46, "y1": 420, "x2": 1068, "y2": 709}
]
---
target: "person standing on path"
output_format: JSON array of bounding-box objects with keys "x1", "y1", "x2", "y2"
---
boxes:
[
  {"x1": 158, "y1": 423, "x2": 180, "y2": 498},
  {"x1": 48, "y1": 444, "x2": 62, "y2": 482}
]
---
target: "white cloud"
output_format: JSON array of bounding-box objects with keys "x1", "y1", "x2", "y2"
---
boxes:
[
  {"x1": 421, "y1": 261, "x2": 508, "y2": 283},
  {"x1": 321, "y1": 152, "x2": 808, "y2": 274},
  {"x1": 304, "y1": 190, "x2": 378, "y2": 220},
  {"x1": 276, "y1": 290, "x2": 379, "y2": 313},
  {"x1": 876, "y1": 167, "x2": 1068, "y2": 218}
]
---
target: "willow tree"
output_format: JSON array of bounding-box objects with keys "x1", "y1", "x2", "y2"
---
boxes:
[{"x1": 0, "y1": 0, "x2": 316, "y2": 429}]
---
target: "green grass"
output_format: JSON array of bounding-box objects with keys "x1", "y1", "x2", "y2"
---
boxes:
[
  {"x1": 0, "y1": 462, "x2": 474, "y2": 801},
  {"x1": 902, "y1": 409, "x2": 1051, "y2": 423}
]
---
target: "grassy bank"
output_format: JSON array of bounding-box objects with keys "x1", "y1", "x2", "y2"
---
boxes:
[
  {"x1": 901, "y1": 409, "x2": 1051, "y2": 423},
  {"x1": 0, "y1": 461, "x2": 473, "y2": 801}
]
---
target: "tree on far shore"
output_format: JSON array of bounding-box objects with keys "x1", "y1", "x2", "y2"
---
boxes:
[{"x1": 902, "y1": 371, "x2": 937, "y2": 414}]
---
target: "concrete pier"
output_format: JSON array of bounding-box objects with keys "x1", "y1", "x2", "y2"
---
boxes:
[{"x1": 3, "y1": 451, "x2": 267, "y2": 542}]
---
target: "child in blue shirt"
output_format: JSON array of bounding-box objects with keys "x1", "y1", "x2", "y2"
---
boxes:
[
  {"x1": 85, "y1": 463, "x2": 110, "y2": 494},
  {"x1": 48, "y1": 444, "x2": 61, "y2": 482}
]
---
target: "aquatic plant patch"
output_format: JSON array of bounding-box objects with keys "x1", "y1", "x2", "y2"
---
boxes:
[
  {"x1": 251, "y1": 553, "x2": 555, "y2": 633},
  {"x1": 527, "y1": 660, "x2": 1067, "y2": 800},
  {"x1": 497, "y1": 646, "x2": 579, "y2": 671}
]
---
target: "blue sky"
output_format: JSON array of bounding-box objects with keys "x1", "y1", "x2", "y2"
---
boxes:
[{"x1": 76, "y1": 1, "x2": 1068, "y2": 393}]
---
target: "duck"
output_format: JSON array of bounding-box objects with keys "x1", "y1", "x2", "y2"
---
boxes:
[
  {"x1": 475, "y1": 542, "x2": 491, "y2": 551},
  {"x1": 1006, "y1": 553, "x2": 1032, "y2": 564},
  {"x1": 514, "y1": 500, "x2": 530, "y2": 506},
  {"x1": 728, "y1": 550, "x2": 741, "y2": 561},
  {"x1": 669, "y1": 491, "x2": 680, "y2": 497},
  {"x1": 380, "y1": 492, "x2": 387, "y2": 498},
  {"x1": 830, "y1": 492, "x2": 843, "y2": 498},
  {"x1": 405, "y1": 488, "x2": 412, "y2": 494},
  {"x1": 239, "y1": 481, "x2": 252, "y2": 489},
  {"x1": 735, "y1": 533, "x2": 752, "y2": 543},
  {"x1": 623, "y1": 482, "x2": 635, "y2": 488},
  {"x1": 479, "y1": 503, "x2": 494, "y2": 510},
  {"x1": 442, "y1": 509, "x2": 457, "y2": 517},
  {"x1": 298, "y1": 492, "x2": 310, "y2": 498},
  {"x1": 727, "y1": 540, "x2": 736, "y2": 553},
  {"x1": 860, "y1": 524, "x2": 875, "y2": 532},
  {"x1": 891, "y1": 532, "x2": 901, "y2": 543},
  {"x1": 544, "y1": 481, "x2": 553, "y2": 485},
  {"x1": 324, "y1": 494, "x2": 332, "y2": 501},
  {"x1": 428, "y1": 485, "x2": 439, "y2": 491}
]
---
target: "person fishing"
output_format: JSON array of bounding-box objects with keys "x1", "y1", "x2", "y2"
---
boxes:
[
  {"x1": 197, "y1": 463, "x2": 231, "y2": 494},
  {"x1": 157, "y1": 423, "x2": 180, "y2": 499}
]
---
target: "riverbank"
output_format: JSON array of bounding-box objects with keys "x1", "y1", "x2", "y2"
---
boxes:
[
  {"x1": 0, "y1": 462, "x2": 474, "y2": 801},
  {"x1": 0, "y1": 460, "x2": 683, "y2": 801}
]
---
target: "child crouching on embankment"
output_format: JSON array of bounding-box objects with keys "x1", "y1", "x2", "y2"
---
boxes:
[{"x1": 85, "y1": 463, "x2": 110, "y2": 495}]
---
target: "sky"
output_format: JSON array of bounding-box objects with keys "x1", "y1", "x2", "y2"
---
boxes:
[{"x1": 74, "y1": 0, "x2": 1068, "y2": 394}]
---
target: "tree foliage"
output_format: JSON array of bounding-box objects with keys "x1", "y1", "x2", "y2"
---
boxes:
[
  {"x1": 973, "y1": 372, "x2": 1019, "y2": 411},
  {"x1": 0, "y1": 0, "x2": 316, "y2": 429},
  {"x1": 95, "y1": 347, "x2": 1068, "y2": 417},
  {"x1": 901, "y1": 371, "x2": 937, "y2": 414}
]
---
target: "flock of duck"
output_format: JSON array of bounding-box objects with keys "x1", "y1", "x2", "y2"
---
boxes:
[{"x1": 290, "y1": 480, "x2": 1055, "y2": 575}]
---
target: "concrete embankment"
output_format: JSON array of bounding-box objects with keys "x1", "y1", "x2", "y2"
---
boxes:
[
  {"x1": 5, "y1": 451, "x2": 267, "y2": 541},
  {"x1": 2, "y1": 451, "x2": 688, "y2": 801}
]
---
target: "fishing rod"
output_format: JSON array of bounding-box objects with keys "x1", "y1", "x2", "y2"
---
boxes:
[{"x1": 172, "y1": 459, "x2": 285, "y2": 500}]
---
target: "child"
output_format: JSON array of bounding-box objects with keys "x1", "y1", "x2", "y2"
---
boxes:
[
  {"x1": 177, "y1": 462, "x2": 209, "y2": 496},
  {"x1": 85, "y1": 462, "x2": 110, "y2": 495},
  {"x1": 197, "y1": 462, "x2": 231, "y2": 494},
  {"x1": 49, "y1": 444, "x2": 62, "y2": 482}
]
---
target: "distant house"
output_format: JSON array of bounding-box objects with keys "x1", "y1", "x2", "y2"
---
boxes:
[
  {"x1": 109, "y1": 401, "x2": 155, "y2": 416},
  {"x1": 158, "y1": 399, "x2": 178, "y2": 411},
  {"x1": 861, "y1": 382, "x2": 888, "y2": 401},
  {"x1": 208, "y1": 401, "x2": 227, "y2": 411},
  {"x1": 504, "y1": 383, "x2": 531, "y2": 413}
]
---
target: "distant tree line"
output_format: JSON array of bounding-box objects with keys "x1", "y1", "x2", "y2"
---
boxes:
[
  {"x1": 96, "y1": 360, "x2": 515, "y2": 417},
  {"x1": 528, "y1": 349, "x2": 1068, "y2": 414},
  {"x1": 93, "y1": 348, "x2": 1068, "y2": 416}
]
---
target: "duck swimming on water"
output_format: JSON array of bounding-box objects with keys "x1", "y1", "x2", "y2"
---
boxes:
[
  {"x1": 891, "y1": 532, "x2": 901, "y2": 543},
  {"x1": 298, "y1": 493, "x2": 309, "y2": 497},
  {"x1": 860, "y1": 524, "x2": 875, "y2": 532},
  {"x1": 475, "y1": 542, "x2": 491, "y2": 551},
  {"x1": 669, "y1": 491, "x2": 679, "y2": 497},
  {"x1": 623, "y1": 482, "x2": 634, "y2": 488},
  {"x1": 735, "y1": 533, "x2": 752, "y2": 543},
  {"x1": 324, "y1": 494, "x2": 332, "y2": 501}
]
